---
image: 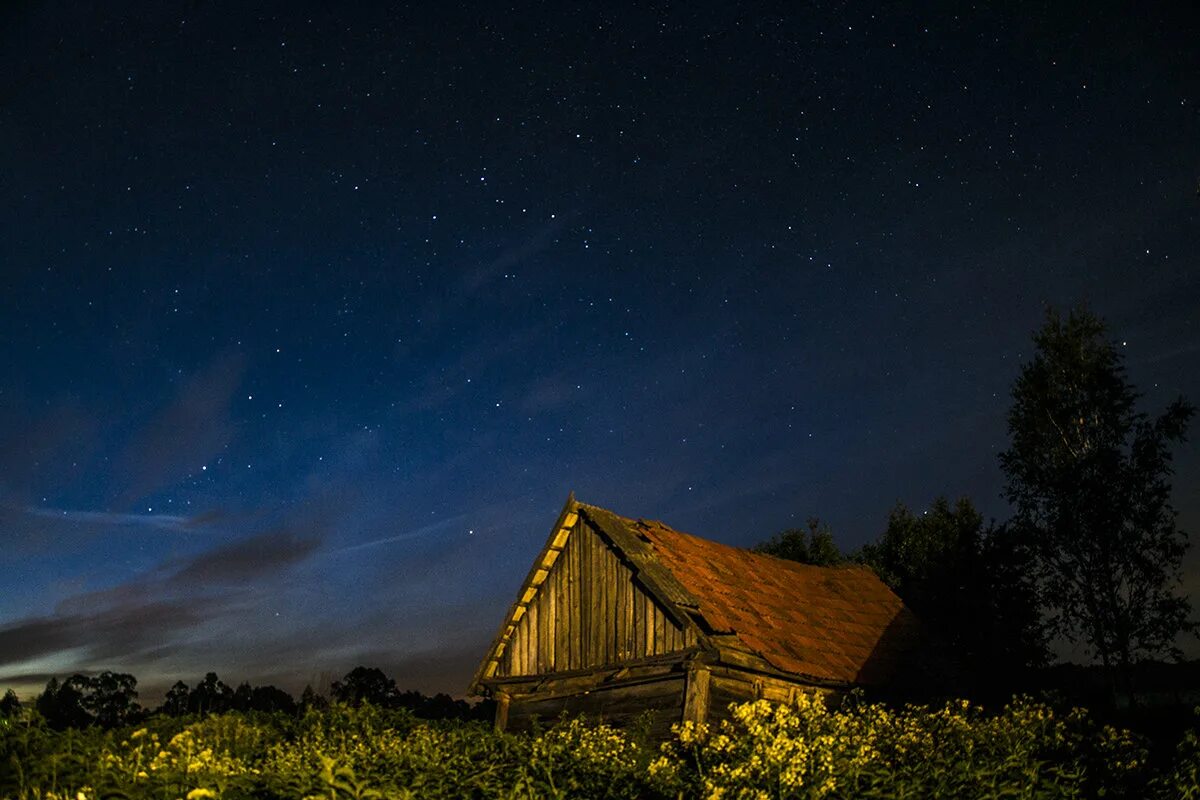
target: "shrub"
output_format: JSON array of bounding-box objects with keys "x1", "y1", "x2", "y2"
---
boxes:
[
  {"x1": 656, "y1": 694, "x2": 1152, "y2": 799},
  {"x1": 0, "y1": 695, "x2": 1192, "y2": 799}
]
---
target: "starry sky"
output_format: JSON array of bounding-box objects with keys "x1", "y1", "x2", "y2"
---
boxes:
[{"x1": 2, "y1": 1, "x2": 1199, "y2": 700}]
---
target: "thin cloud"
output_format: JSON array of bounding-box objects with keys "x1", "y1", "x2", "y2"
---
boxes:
[
  {"x1": 333, "y1": 513, "x2": 470, "y2": 555},
  {"x1": 170, "y1": 526, "x2": 323, "y2": 586},
  {"x1": 17, "y1": 505, "x2": 210, "y2": 532},
  {"x1": 114, "y1": 352, "x2": 245, "y2": 508},
  {"x1": 0, "y1": 518, "x2": 326, "y2": 681}
]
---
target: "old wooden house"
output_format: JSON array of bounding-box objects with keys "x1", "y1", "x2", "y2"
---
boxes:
[{"x1": 468, "y1": 495, "x2": 935, "y2": 736}]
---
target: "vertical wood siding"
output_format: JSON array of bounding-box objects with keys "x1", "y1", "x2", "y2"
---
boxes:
[{"x1": 497, "y1": 517, "x2": 695, "y2": 676}]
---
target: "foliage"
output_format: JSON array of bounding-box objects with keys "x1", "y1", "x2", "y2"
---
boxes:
[
  {"x1": 35, "y1": 673, "x2": 142, "y2": 731},
  {"x1": 857, "y1": 497, "x2": 1048, "y2": 691},
  {"x1": 0, "y1": 690, "x2": 20, "y2": 718},
  {"x1": 188, "y1": 673, "x2": 235, "y2": 716},
  {"x1": 3, "y1": 695, "x2": 1199, "y2": 799},
  {"x1": 330, "y1": 667, "x2": 398, "y2": 709},
  {"x1": 231, "y1": 683, "x2": 298, "y2": 715},
  {"x1": 999, "y1": 307, "x2": 1196, "y2": 692},
  {"x1": 329, "y1": 666, "x2": 483, "y2": 720},
  {"x1": 753, "y1": 518, "x2": 845, "y2": 566},
  {"x1": 161, "y1": 681, "x2": 191, "y2": 716},
  {"x1": 657, "y1": 693, "x2": 1157, "y2": 800},
  {"x1": 1150, "y1": 707, "x2": 1200, "y2": 800}
]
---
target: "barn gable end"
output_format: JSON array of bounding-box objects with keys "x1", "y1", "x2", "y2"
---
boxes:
[{"x1": 495, "y1": 508, "x2": 697, "y2": 677}]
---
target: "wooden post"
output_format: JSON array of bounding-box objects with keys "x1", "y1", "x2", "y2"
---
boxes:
[
  {"x1": 682, "y1": 666, "x2": 711, "y2": 726},
  {"x1": 494, "y1": 691, "x2": 511, "y2": 732}
]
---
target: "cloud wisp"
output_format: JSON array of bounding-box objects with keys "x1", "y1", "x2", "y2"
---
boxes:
[
  {"x1": 0, "y1": 521, "x2": 324, "y2": 683},
  {"x1": 113, "y1": 352, "x2": 245, "y2": 508},
  {"x1": 16, "y1": 505, "x2": 215, "y2": 532}
]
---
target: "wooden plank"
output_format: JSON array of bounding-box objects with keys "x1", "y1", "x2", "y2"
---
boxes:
[
  {"x1": 614, "y1": 549, "x2": 625, "y2": 661},
  {"x1": 601, "y1": 541, "x2": 613, "y2": 665},
  {"x1": 590, "y1": 524, "x2": 604, "y2": 665},
  {"x1": 595, "y1": 529, "x2": 604, "y2": 666},
  {"x1": 519, "y1": 611, "x2": 529, "y2": 675},
  {"x1": 653, "y1": 600, "x2": 666, "y2": 656},
  {"x1": 511, "y1": 617, "x2": 520, "y2": 675},
  {"x1": 552, "y1": 554, "x2": 565, "y2": 671},
  {"x1": 682, "y1": 667, "x2": 711, "y2": 725},
  {"x1": 631, "y1": 578, "x2": 641, "y2": 659},
  {"x1": 623, "y1": 563, "x2": 635, "y2": 660},
  {"x1": 581, "y1": 518, "x2": 592, "y2": 667},
  {"x1": 537, "y1": 599, "x2": 547, "y2": 676},
  {"x1": 568, "y1": 522, "x2": 580, "y2": 670},
  {"x1": 506, "y1": 677, "x2": 687, "y2": 736},
  {"x1": 644, "y1": 592, "x2": 654, "y2": 657},
  {"x1": 494, "y1": 691, "x2": 511, "y2": 732},
  {"x1": 540, "y1": 569, "x2": 551, "y2": 672},
  {"x1": 524, "y1": 609, "x2": 534, "y2": 673}
]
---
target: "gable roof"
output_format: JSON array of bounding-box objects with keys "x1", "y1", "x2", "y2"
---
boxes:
[
  {"x1": 625, "y1": 513, "x2": 925, "y2": 686},
  {"x1": 470, "y1": 496, "x2": 929, "y2": 693}
]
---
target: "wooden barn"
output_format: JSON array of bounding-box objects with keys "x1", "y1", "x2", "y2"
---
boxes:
[{"x1": 468, "y1": 495, "x2": 937, "y2": 736}]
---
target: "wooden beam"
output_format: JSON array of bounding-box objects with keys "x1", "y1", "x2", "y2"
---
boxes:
[
  {"x1": 682, "y1": 666, "x2": 711, "y2": 726},
  {"x1": 494, "y1": 691, "x2": 511, "y2": 732}
]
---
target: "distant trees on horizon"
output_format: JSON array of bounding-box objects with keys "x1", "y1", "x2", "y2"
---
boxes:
[{"x1": 2, "y1": 666, "x2": 490, "y2": 730}]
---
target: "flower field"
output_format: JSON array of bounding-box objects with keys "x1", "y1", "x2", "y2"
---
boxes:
[{"x1": 2, "y1": 695, "x2": 1197, "y2": 799}]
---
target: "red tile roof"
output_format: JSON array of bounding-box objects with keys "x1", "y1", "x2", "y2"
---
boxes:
[{"x1": 627, "y1": 516, "x2": 927, "y2": 686}]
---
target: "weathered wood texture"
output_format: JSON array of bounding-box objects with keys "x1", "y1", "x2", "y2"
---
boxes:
[
  {"x1": 496, "y1": 517, "x2": 696, "y2": 676},
  {"x1": 506, "y1": 675, "x2": 687, "y2": 739},
  {"x1": 705, "y1": 668, "x2": 838, "y2": 724},
  {"x1": 682, "y1": 666, "x2": 711, "y2": 725}
]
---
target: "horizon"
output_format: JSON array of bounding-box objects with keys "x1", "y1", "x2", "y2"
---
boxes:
[{"x1": 2, "y1": 2, "x2": 1198, "y2": 701}]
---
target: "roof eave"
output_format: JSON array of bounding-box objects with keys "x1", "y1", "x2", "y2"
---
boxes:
[{"x1": 467, "y1": 492, "x2": 581, "y2": 696}]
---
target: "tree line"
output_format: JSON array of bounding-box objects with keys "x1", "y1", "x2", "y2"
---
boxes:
[
  {"x1": 0, "y1": 666, "x2": 492, "y2": 731},
  {"x1": 754, "y1": 307, "x2": 1196, "y2": 705}
]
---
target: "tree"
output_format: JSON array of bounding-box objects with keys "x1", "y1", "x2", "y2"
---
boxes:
[
  {"x1": 33, "y1": 673, "x2": 141, "y2": 729},
  {"x1": 0, "y1": 689, "x2": 20, "y2": 718},
  {"x1": 299, "y1": 684, "x2": 329, "y2": 712},
  {"x1": 35, "y1": 675, "x2": 92, "y2": 729},
  {"x1": 1000, "y1": 307, "x2": 1195, "y2": 699},
  {"x1": 82, "y1": 671, "x2": 140, "y2": 728},
  {"x1": 188, "y1": 672, "x2": 233, "y2": 715},
  {"x1": 857, "y1": 497, "x2": 1047, "y2": 691},
  {"x1": 231, "y1": 682, "x2": 296, "y2": 714},
  {"x1": 753, "y1": 518, "x2": 845, "y2": 566},
  {"x1": 331, "y1": 667, "x2": 398, "y2": 707},
  {"x1": 160, "y1": 681, "x2": 191, "y2": 716}
]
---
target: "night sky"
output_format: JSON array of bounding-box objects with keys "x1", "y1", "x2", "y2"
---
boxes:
[{"x1": 2, "y1": 2, "x2": 1199, "y2": 700}]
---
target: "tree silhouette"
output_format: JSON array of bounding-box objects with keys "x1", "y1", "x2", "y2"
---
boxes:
[
  {"x1": 160, "y1": 681, "x2": 190, "y2": 716},
  {"x1": 188, "y1": 672, "x2": 233, "y2": 715},
  {"x1": 34, "y1": 673, "x2": 142, "y2": 729},
  {"x1": 299, "y1": 684, "x2": 329, "y2": 711},
  {"x1": 0, "y1": 689, "x2": 20, "y2": 718},
  {"x1": 857, "y1": 497, "x2": 1047, "y2": 692},
  {"x1": 82, "y1": 671, "x2": 140, "y2": 728},
  {"x1": 753, "y1": 518, "x2": 844, "y2": 565},
  {"x1": 231, "y1": 682, "x2": 297, "y2": 714},
  {"x1": 1000, "y1": 306, "x2": 1195, "y2": 702},
  {"x1": 331, "y1": 666, "x2": 398, "y2": 707}
]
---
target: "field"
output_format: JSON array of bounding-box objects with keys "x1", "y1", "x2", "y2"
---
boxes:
[{"x1": 2, "y1": 694, "x2": 1198, "y2": 799}]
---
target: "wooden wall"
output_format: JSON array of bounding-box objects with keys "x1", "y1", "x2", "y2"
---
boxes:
[
  {"x1": 506, "y1": 676, "x2": 687, "y2": 738},
  {"x1": 496, "y1": 516, "x2": 696, "y2": 676},
  {"x1": 705, "y1": 667, "x2": 839, "y2": 725}
]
